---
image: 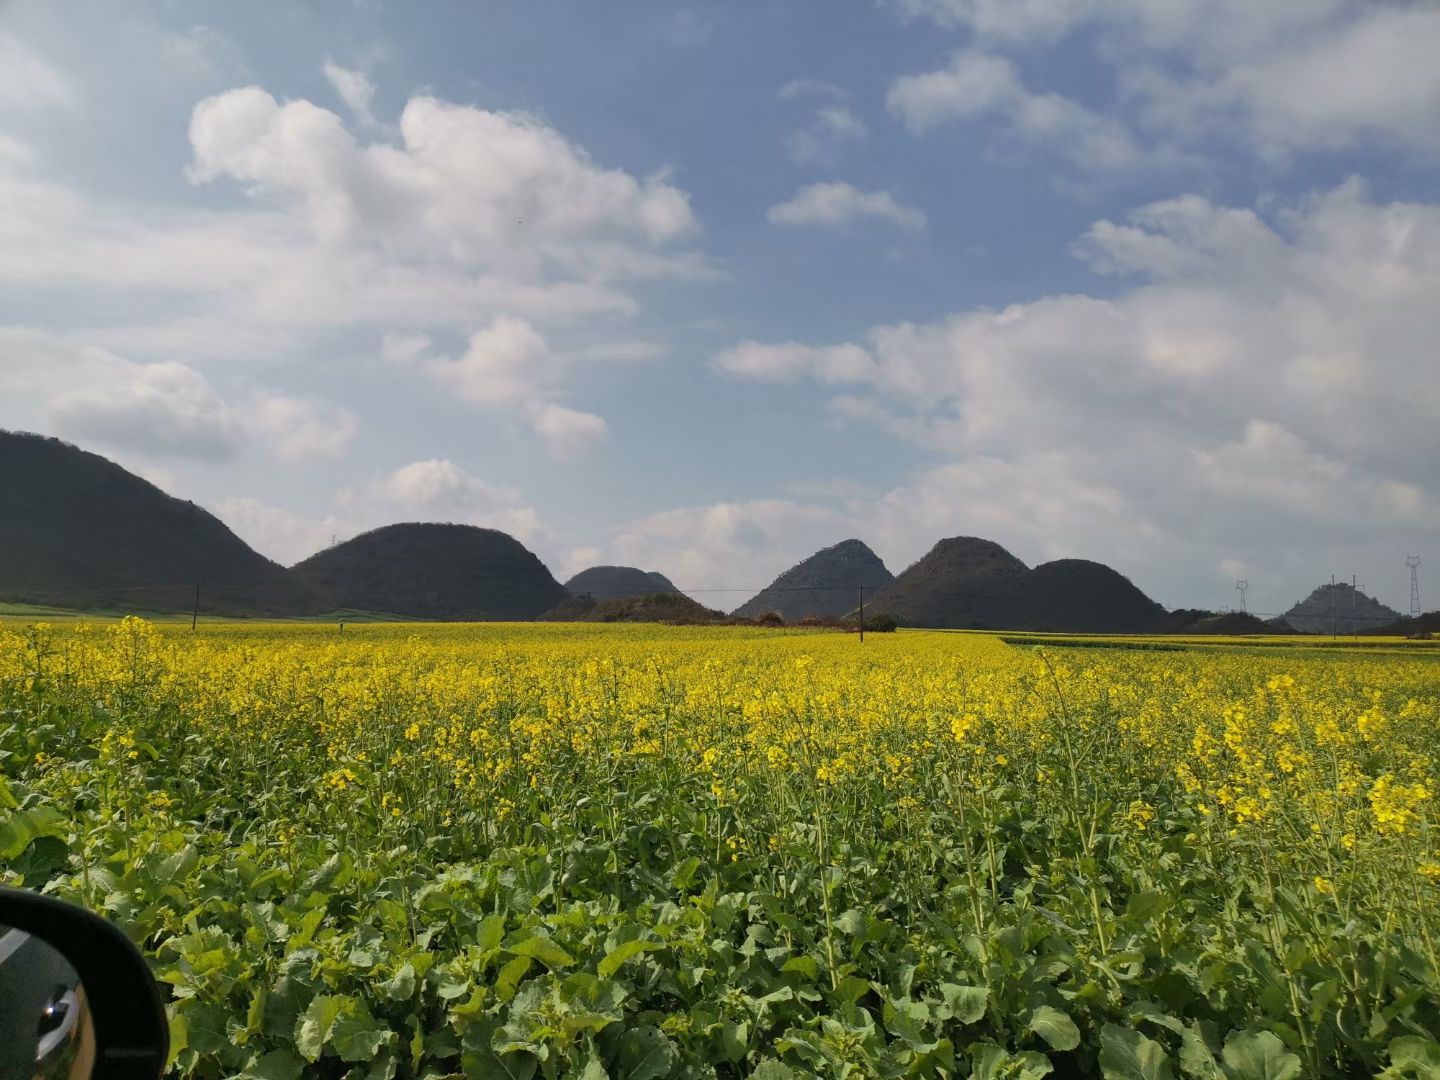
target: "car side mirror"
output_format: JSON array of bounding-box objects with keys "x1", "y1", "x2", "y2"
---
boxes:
[{"x1": 0, "y1": 887, "x2": 168, "y2": 1080}]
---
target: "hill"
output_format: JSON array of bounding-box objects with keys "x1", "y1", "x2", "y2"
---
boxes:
[
  {"x1": 543, "y1": 591, "x2": 724, "y2": 624},
  {"x1": 1161, "y1": 610, "x2": 1294, "y2": 635},
  {"x1": 0, "y1": 430, "x2": 307, "y2": 615},
  {"x1": 1360, "y1": 611, "x2": 1440, "y2": 637},
  {"x1": 291, "y1": 523, "x2": 567, "y2": 620},
  {"x1": 732, "y1": 539, "x2": 895, "y2": 619},
  {"x1": 866, "y1": 537, "x2": 1167, "y2": 632},
  {"x1": 1283, "y1": 583, "x2": 1401, "y2": 635},
  {"x1": 565, "y1": 565, "x2": 678, "y2": 600}
]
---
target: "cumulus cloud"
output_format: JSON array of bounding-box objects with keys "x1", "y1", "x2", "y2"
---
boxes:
[
  {"x1": 888, "y1": 51, "x2": 1157, "y2": 172},
  {"x1": 712, "y1": 182, "x2": 1440, "y2": 609},
  {"x1": 0, "y1": 79, "x2": 705, "y2": 359},
  {"x1": 0, "y1": 329, "x2": 357, "y2": 462},
  {"x1": 767, "y1": 182, "x2": 926, "y2": 231},
  {"x1": 889, "y1": 2, "x2": 1440, "y2": 162},
  {"x1": 391, "y1": 318, "x2": 609, "y2": 459}
]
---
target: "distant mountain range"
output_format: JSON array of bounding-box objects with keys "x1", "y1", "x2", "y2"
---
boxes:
[
  {"x1": 2, "y1": 430, "x2": 1424, "y2": 632},
  {"x1": 865, "y1": 537, "x2": 1169, "y2": 633}
]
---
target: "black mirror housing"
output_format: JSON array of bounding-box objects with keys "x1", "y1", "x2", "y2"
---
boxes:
[{"x1": 0, "y1": 887, "x2": 168, "y2": 1080}]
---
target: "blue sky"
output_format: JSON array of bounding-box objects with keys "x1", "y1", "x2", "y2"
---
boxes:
[{"x1": 2, "y1": 0, "x2": 1437, "y2": 615}]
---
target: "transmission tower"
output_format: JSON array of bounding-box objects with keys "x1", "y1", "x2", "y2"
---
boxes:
[
  {"x1": 1408, "y1": 556, "x2": 1422, "y2": 619},
  {"x1": 1235, "y1": 580, "x2": 1248, "y2": 614}
]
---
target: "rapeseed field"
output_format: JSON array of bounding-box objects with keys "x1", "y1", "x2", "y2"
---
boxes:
[{"x1": 2, "y1": 618, "x2": 1437, "y2": 1078}]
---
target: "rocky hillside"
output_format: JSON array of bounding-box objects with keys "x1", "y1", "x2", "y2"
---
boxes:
[
  {"x1": 732, "y1": 539, "x2": 895, "y2": 619},
  {"x1": 867, "y1": 537, "x2": 1167, "y2": 632},
  {"x1": 1283, "y1": 583, "x2": 1401, "y2": 635},
  {"x1": 291, "y1": 523, "x2": 567, "y2": 620},
  {"x1": 0, "y1": 430, "x2": 306, "y2": 615},
  {"x1": 565, "y1": 566, "x2": 678, "y2": 600}
]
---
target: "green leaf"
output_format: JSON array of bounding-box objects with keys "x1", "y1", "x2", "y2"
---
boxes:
[
  {"x1": 332, "y1": 1006, "x2": 394, "y2": 1062},
  {"x1": 1030, "y1": 1005, "x2": 1081, "y2": 1051},
  {"x1": 598, "y1": 938, "x2": 659, "y2": 979},
  {"x1": 237, "y1": 1048, "x2": 306, "y2": 1080},
  {"x1": 970, "y1": 1043, "x2": 1008, "y2": 1080},
  {"x1": 476, "y1": 914, "x2": 507, "y2": 953},
  {"x1": 1101, "y1": 1024, "x2": 1175, "y2": 1080},
  {"x1": 672, "y1": 855, "x2": 702, "y2": 891},
  {"x1": 495, "y1": 955, "x2": 533, "y2": 1003},
  {"x1": 154, "y1": 844, "x2": 199, "y2": 886},
  {"x1": 939, "y1": 984, "x2": 990, "y2": 1024},
  {"x1": 166, "y1": 1013, "x2": 188, "y2": 1070},
  {"x1": 383, "y1": 961, "x2": 417, "y2": 1001},
  {"x1": 614, "y1": 1026, "x2": 679, "y2": 1080},
  {"x1": 752, "y1": 1061, "x2": 797, "y2": 1080},
  {"x1": 1388, "y1": 1036, "x2": 1440, "y2": 1078},
  {"x1": 0, "y1": 775, "x2": 18, "y2": 809},
  {"x1": 580, "y1": 1053, "x2": 611, "y2": 1080},
  {"x1": 1179, "y1": 1024, "x2": 1223, "y2": 1080},
  {"x1": 506, "y1": 935, "x2": 575, "y2": 969},
  {"x1": 295, "y1": 995, "x2": 345, "y2": 1061},
  {"x1": 781, "y1": 955, "x2": 820, "y2": 982},
  {"x1": 462, "y1": 1020, "x2": 538, "y2": 1080},
  {"x1": 1221, "y1": 1031, "x2": 1301, "y2": 1080},
  {"x1": 182, "y1": 1003, "x2": 232, "y2": 1055},
  {"x1": 0, "y1": 805, "x2": 65, "y2": 860}
]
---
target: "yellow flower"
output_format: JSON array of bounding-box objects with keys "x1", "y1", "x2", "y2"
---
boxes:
[{"x1": 1313, "y1": 875, "x2": 1335, "y2": 895}]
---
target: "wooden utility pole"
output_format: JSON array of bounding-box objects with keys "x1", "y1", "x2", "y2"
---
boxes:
[
  {"x1": 858, "y1": 586, "x2": 865, "y2": 643},
  {"x1": 191, "y1": 584, "x2": 200, "y2": 631}
]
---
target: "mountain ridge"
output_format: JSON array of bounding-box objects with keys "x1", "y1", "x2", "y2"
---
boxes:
[{"x1": 731, "y1": 539, "x2": 895, "y2": 619}]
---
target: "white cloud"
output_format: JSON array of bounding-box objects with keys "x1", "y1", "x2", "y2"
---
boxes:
[
  {"x1": 611, "y1": 499, "x2": 855, "y2": 602},
  {"x1": 417, "y1": 317, "x2": 550, "y2": 408},
  {"x1": 787, "y1": 104, "x2": 869, "y2": 163},
  {"x1": 713, "y1": 182, "x2": 1440, "y2": 609},
  {"x1": 0, "y1": 34, "x2": 76, "y2": 113},
  {"x1": 889, "y1": 2, "x2": 1440, "y2": 161},
  {"x1": 0, "y1": 81, "x2": 706, "y2": 360},
  {"x1": 525, "y1": 402, "x2": 608, "y2": 459},
  {"x1": 188, "y1": 86, "x2": 697, "y2": 250},
  {"x1": 322, "y1": 61, "x2": 377, "y2": 127},
  {"x1": 392, "y1": 317, "x2": 609, "y2": 459},
  {"x1": 767, "y1": 182, "x2": 926, "y2": 231},
  {"x1": 888, "y1": 51, "x2": 1155, "y2": 172},
  {"x1": 0, "y1": 329, "x2": 357, "y2": 463},
  {"x1": 714, "y1": 341, "x2": 876, "y2": 383}
]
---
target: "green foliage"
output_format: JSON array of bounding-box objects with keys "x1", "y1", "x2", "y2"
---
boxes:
[{"x1": 2, "y1": 620, "x2": 1438, "y2": 1078}]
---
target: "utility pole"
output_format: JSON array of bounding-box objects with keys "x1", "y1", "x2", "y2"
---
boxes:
[
  {"x1": 1408, "y1": 556, "x2": 1422, "y2": 620},
  {"x1": 1330, "y1": 574, "x2": 1337, "y2": 639},
  {"x1": 1351, "y1": 575, "x2": 1359, "y2": 639},
  {"x1": 858, "y1": 585, "x2": 865, "y2": 643},
  {"x1": 191, "y1": 584, "x2": 200, "y2": 631},
  {"x1": 1235, "y1": 580, "x2": 1248, "y2": 615}
]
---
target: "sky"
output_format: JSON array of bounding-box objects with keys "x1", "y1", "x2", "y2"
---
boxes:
[{"x1": 1, "y1": 0, "x2": 1436, "y2": 617}]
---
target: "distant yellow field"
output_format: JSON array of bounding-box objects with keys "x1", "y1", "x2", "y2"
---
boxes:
[{"x1": 3, "y1": 618, "x2": 1437, "y2": 1077}]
